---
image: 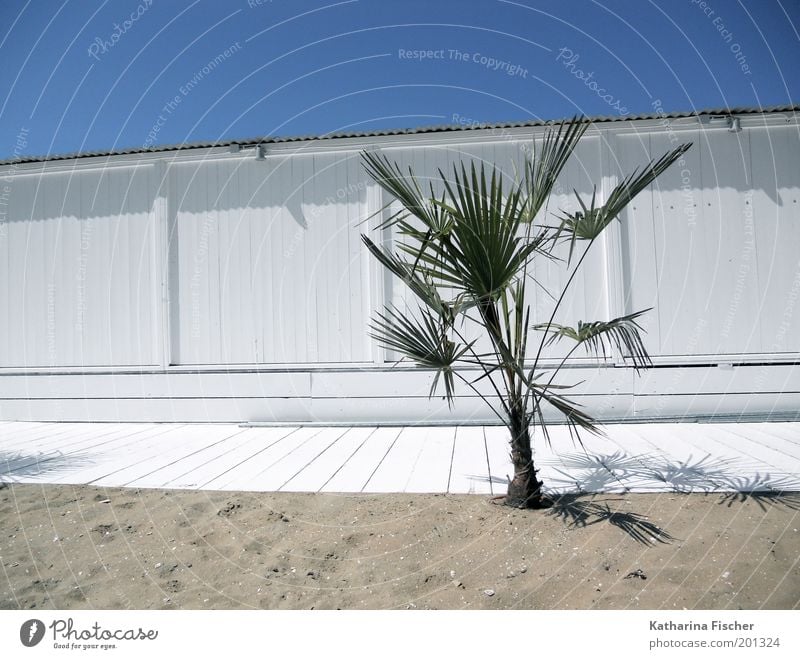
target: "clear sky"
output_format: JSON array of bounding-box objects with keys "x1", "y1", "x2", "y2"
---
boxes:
[{"x1": 0, "y1": 0, "x2": 798, "y2": 159}]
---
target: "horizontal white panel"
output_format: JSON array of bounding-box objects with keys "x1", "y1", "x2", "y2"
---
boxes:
[
  {"x1": 635, "y1": 364, "x2": 800, "y2": 394},
  {"x1": 309, "y1": 365, "x2": 633, "y2": 398},
  {"x1": 633, "y1": 393, "x2": 800, "y2": 418},
  {"x1": 0, "y1": 397, "x2": 312, "y2": 423},
  {"x1": 0, "y1": 371, "x2": 311, "y2": 399}
]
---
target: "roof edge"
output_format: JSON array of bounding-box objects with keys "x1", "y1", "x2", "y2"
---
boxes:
[{"x1": 2, "y1": 104, "x2": 798, "y2": 167}]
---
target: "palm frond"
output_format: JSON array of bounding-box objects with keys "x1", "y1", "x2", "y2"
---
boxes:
[
  {"x1": 533, "y1": 309, "x2": 652, "y2": 371},
  {"x1": 361, "y1": 150, "x2": 451, "y2": 235},
  {"x1": 525, "y1": 117, "x2": 589, "y2": 222},
  {"x1": 370, "y1": 304, "x2": 472, "y2": 405},
  {"x1": 436, "y1": 160, "x2": 540, "y2": 302},
  {"x1": 532, "y1": 383, "x2": 602, "y2": 440},
  {"x1": 557, "y1": 143, "x2": 691, "y2": 258}
]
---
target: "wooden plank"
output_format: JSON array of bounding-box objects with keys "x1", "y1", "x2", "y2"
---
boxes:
[
  {"x1": 651, "y1": 423, "x2": 785, "y2": 491},
  {"x1": 44, "y1": 424, "x2": 199, "y2": 485},
  {"x1": 240, "y1": 427, "x2": 349, "y2": 492},
  {"x1": 540, "y1": 424, "x2": 629, "y2": 493},
  {"x1": 725, "y1": 423, "x2": 800, "y2": 460},
  {"x1": 202, "y1": 427, "x2": 321, "y2": 490},
  {"x1": 363, "y1": 426, "x2": 430, "y2": 493},
  {"x1": 698, "y1": 425, "x2": 800, "y2": 476},
  {"x1": 281, "y1": 427, "x2": 376, "y2": 492},
  {"x1": 619, "y1": 424, "x2": 734, "y2": 492},
  {"x1": 737, "y1": 422, "x2": 800, "y2": 449},
  {"x1": 0, "y1": 421, "x2": 92, "y2": 448},
  {"x1": 125, "y1": 427, "x2": 254, "y2": 488},
  {"x1": 160, "y1": 427, "x2": 298, "y2": 488},
  {"x1": 0, "y1": 421, "x2": 151, "y2": 450},
  {"x1": 448, "y1": 426, "x2": 492, "y2": 494},
  {"x1": 90, "y1": 425, "x2": 244, "y2": 487},
  {"x1": 320, "y1": 427, "x2": 401, "y2": 493},
  {"x1": 484, "y1": 426, "x2": 512, "y2": 496},
  {"x1": 599, "y1": 423, "x2": 695, "y2": 493},
  {"x1": 403, "y1": 426, "x2": 455, "y2": 493},
  {"x1": 2, "y1": 424, "x2": 184, "y2": 484}
]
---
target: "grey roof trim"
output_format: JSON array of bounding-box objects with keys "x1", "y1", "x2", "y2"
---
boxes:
[{"x1": 2, "y1": 104, "x2": 798, "y2": 167}]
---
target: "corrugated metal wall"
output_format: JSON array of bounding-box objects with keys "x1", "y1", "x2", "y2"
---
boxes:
[
  {"x1": 618, "y1": 126, "x2": 800, "y2": 358},
  {"x1": 0, "y1": 114, "x2": 798, "y2": 422},
  {"x1": 170, "y1": 153, "x2": 372, "y2": 365},
  {"x1": 0, "y1": 165, "x2": 158, "y2": 367}
]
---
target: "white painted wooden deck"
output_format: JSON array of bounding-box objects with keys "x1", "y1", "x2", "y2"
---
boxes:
[{"x1": 1, "y1": 421, "x2": 799, "y2": 495}]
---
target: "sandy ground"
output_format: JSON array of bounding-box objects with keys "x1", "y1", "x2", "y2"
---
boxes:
[{"x1": 1, "y1": 483, "x2": 798, "y2": 610}]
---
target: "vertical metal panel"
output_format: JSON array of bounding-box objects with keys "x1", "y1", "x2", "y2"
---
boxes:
[
  {"x1": 172, "y1": 152, "x2": 373, "y2": 365},
  {"x1": 750, "y1": 125, "x2": 800, "y2": 353},
  {"x1": 616, "y1": 132, "x2": 663, "y2": 354},
  {"x1": 619, "y1": 124, "x2": 799, "y2": 358},
  {"x1": 698, "y1": 129, "x2": 760, "y2": 355},
  {"x1": 0, "y1": 166, "x2": 157, "y2": 367}
]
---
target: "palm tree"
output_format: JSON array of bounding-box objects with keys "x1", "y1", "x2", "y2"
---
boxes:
[{"x1": 361, "y1": 117, "x2": 691, "y2": 508}]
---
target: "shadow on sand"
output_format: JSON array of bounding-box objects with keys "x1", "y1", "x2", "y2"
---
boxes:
[{"x1": 472, "y1": 448, "x2": 800, "y2": 545}]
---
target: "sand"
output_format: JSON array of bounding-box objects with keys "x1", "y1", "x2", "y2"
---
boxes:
[{"x1": 1, "y1": 483, "x2": 798, "y2": 610}]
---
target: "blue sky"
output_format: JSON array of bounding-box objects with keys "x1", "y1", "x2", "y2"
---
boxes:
[{"x1": 0, "y1": 0, "x2": 798, "y2": 159}]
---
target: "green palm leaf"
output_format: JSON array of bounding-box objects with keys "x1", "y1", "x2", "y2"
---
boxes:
[
  {"x1": 558, "y1": 142, "x2": 692, "y2": 261},
  {"x1": 533, "y1": 309, "x2": 652, "y2": 371},
  {"x1": 370, "y1": 304, "x2": 473, "y2": 405}
]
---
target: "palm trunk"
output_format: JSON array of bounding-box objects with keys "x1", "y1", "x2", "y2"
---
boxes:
[{"x1": 504, "y1": 408, "x2": 546, "y2": 508}]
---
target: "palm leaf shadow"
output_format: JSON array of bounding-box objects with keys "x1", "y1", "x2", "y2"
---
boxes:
[
  {"x1": 0, "y1": 450, "x2": 94, "y2": 483},
  {"x1": 547, "y1": 493, "x2": 676, "y2": 545}
]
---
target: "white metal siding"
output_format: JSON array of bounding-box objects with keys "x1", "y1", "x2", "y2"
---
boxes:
[
  {"x1": 0, "y1": 165, "x2": 157, "y2": 367},
  {"x1": 0, "y1": 112, "x2": 797, "y2": 423},
  {"x1": 171, "y1": 152, "x2": 373, "y2": 365},
  {"x1": 619, "y1": 125, "x2": 800, "y2": 358}
]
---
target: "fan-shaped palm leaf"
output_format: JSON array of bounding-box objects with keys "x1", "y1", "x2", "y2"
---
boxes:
[
  {"x1": 533, "y1": 309, "x2": 652, "y2": 371},
  {"x1": 558, "y1": 142, "x2": 692, "y2": 262},
  {"x1": 369, "y1": 304, "x2": 473, "y2": 405}
]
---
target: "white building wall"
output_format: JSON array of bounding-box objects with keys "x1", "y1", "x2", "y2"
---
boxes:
[
  {"x1": 0, "y1": 164, "x2": 159, "y2": 368},
  {"x1": 0, "y1": 111, "x2": 797, "y2": 423}
]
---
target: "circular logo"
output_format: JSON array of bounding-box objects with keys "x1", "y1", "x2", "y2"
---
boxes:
[{"x1": 20, "y1": 619, "x2": 45, "y2": 647}]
